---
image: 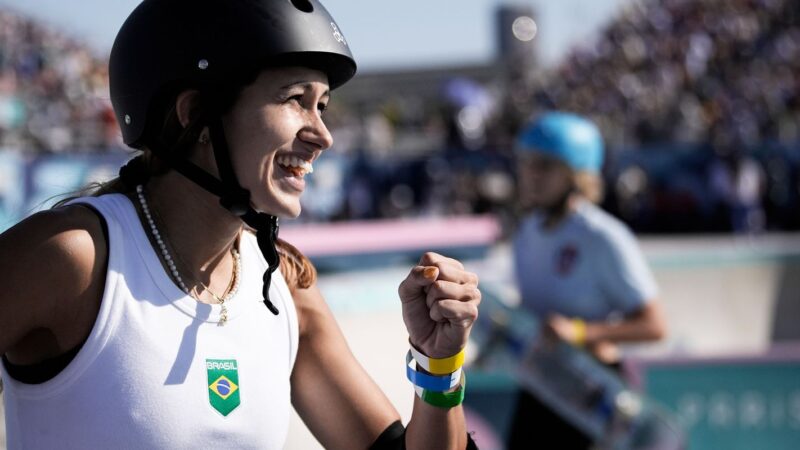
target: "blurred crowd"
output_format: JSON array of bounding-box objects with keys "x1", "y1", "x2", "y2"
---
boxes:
[
  {"x1": 0, "y1": 0, "x2": 798, "y2": 233},
  {"x1": 0, "y1": 9, "x2": 119, "y2": 153},
  {"x1": 529, "y1": 0, "x2": 800, "y2": 149}
]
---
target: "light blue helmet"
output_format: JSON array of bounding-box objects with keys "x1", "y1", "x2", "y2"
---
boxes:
[{"x1": 516, "y1": 112, "x2": 604, "y2": 172}]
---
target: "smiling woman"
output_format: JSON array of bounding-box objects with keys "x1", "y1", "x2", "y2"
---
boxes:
[
  {"x1": 221, "y1": 69, "x2": 334, "y2": 219},
  {"x1": 0, "y1": 1, "x2": 480, "y2": 449}
]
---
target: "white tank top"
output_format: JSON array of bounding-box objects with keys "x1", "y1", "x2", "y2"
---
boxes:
[{"x1": 1, "y1": 194, "x2": 299, "y2": 449}]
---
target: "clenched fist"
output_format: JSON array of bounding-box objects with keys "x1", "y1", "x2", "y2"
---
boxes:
[{"x1": 398, "y1": 252, "x2": 481, "y2": 359}]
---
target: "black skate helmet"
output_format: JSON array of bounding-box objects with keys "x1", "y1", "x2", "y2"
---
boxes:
[{"x1": 110, "y1": 0, "x2": 357, "y2": 314}]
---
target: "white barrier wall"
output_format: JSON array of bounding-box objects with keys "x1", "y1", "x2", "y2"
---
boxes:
[{"x1": 640, "y1": 234, "x2": 800, "y2": 355}]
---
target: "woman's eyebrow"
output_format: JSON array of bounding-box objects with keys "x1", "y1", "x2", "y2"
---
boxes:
[{"x1": 279, "y1": 81, "x2": 330, "y2": 97}]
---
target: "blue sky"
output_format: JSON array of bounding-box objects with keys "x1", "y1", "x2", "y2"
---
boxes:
[{"x1": 0, "y1": 0, "x2": 630, "y2": 70}]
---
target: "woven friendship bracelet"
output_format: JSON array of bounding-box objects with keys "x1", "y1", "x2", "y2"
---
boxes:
[
  {"x1": 414, "y1": 371, "x2": 466, "y2": 409},
  {"x1": 409, "y1": 343, "x2": 466, "y2": 375},
  {"x1": 406, "y1": 351, "x2": 462, "y2": 392}
]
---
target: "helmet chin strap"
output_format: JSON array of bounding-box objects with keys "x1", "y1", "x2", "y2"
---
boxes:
[
  {"x1": 152, "y1": 115, "x2": 281, "y2": 315},
  {"x1": 240, "y1": 210, "x2": 281, "y2": 315},
  {"x1": 207, "y1": 117, "x2": 281, "y2": 315}
]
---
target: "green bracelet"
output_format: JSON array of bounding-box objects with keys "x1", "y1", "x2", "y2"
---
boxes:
[{"x1": 415, "y1": 372, "x2": 466, "y2": 408}]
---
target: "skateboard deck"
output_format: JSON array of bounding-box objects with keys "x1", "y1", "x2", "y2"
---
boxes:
[{"x1": 468, "y1": 283, "x2": 684, "y2": 448}]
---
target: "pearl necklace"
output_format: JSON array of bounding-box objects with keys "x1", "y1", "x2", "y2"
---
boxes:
[{"x1": 136, "y1": 185, "x2": 240, "y2": 325}]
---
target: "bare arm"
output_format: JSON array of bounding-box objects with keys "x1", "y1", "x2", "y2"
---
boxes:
[
  {"x1": 291, "y1": 252, "x2": 479, "y2": 450},
  {"x1": 398, "y1": 253, "x2": 480, "y2": 450},
  {"x1": 290, "y1": 284, "x2": 400, "y2": 450},
  {"x1": 0, "y1": 206, "x2": 106, "y2": 364},
  {"x1": 546, "y1": 300, "x2": 667, "y2": 363},
  {"x1": 405, "y1": 395, "x2": 468, "y2": 450},
  {"x1": 583, "y1": 300, "x2": 667, "y2": 344}
]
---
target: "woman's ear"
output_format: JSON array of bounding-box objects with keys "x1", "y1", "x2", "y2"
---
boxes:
[{"x1": 175, "y1": 90, "x2": 201, "y2": 128}]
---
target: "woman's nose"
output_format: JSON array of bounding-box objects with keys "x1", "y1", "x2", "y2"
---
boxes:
[{"x1": 299, "y1": 113, "x2": 334, "y2": 151}]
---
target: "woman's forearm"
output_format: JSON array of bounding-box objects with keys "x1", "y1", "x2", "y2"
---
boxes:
[{"x1": 405, "y1": 398, "x2": 468, "y2": 450}]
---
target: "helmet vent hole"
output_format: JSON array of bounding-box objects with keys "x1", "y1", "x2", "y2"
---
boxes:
[{"x1": 290, "y1": 0, "x2": 314, "y2": 13}]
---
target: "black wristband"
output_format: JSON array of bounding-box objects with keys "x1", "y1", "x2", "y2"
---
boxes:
[
  {"x1": 368, "y1": 420, "x2": 481, "y2": 449},
  {"x1": 369, "y1": 420, "x2": 405, "y2": 450}
]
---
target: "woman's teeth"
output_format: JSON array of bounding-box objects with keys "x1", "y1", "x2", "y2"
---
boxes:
[{"x1": 277, "y1": 155, "x2": 314, "y2": 177}]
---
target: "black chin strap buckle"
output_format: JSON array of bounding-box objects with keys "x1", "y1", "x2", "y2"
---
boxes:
[{"x1": 220, "y1": 189, "x2": 252, "y2": 217}]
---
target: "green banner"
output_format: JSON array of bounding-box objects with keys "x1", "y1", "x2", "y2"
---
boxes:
[
  {"x1": 644, "y1": 361, "x2": 800, "y2": 449},
  {"x1": 206, "y1": 359, "x2": 241, "y2": 416}
]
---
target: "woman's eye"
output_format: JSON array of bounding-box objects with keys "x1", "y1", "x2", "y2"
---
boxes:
[{"x1": 284, "y1": 93, "x2": 327, "y2": 116}]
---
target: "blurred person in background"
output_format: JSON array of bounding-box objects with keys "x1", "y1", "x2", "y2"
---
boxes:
[
  {"x1": 507, "y1": 112, "x2": 667, "y2": 448},
  {"x1": 0, "y1": 1, "x2": 481, "y2": 449},
  {"x1": 708, "y1": 125, "x2": 767, "y2": 234}
]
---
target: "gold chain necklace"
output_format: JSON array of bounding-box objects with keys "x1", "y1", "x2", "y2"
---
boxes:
[
  {"x1": 196, "y1": 248, "x2": 240, "y2": 326},
  {"x1": 136, "y1": 185, "x2": 240, "y2": 325}
]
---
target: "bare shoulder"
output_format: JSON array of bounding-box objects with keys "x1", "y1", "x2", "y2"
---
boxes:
[
  {"x1": 292, "y1": 284, "x2": 333, "y2": 339},
  {"x1": 1, "y1": 204, "x2": 107, "y2": 286},
  {"x1": 0, "y1": 204, "x2": 108, "y2": 359}
]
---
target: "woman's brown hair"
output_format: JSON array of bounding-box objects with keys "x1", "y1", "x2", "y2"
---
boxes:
[
  {"x1": 275, "y1": 238, "x2": 317, "y2": 293},
  {"x1": 55, "y1": 92, "x2": 204, "y2": 206}
]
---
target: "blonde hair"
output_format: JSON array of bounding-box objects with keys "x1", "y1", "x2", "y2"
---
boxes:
[{"x1": 573, "y1": 171, "x2": 604, "y2": 204}]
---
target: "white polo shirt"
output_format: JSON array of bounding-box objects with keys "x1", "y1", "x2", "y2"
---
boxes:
[{"x1": 512, "y1": 200, "x2": 658, "y2": 321}]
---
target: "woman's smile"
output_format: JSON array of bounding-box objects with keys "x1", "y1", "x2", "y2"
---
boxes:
[{"x1": 274, "y1": 157, "x2": 311, "y2": 193}]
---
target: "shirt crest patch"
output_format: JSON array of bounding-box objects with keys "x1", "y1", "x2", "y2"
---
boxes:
[
  {"x1": 206, "y1": 359, "x2": 241, "y2": 416},
  {"x1": 554, "y1": 244, "x2": 579, "y2": 276}
]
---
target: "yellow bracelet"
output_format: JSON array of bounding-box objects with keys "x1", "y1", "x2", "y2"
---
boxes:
[
  {"x1": 408, "y1": 342, "x2": 466, "y2": 375},
  {"x1": 572, "y1": 318, "x2": 587, "y2": 347}
]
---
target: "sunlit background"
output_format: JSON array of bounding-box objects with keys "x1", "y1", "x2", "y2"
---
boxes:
[{"x1": 0, "y1": 1, "x2": 798, "y2": 449}]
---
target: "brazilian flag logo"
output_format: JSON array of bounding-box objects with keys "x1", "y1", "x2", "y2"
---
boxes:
[{"x1": 206, "y1": 359, "x2": 241, "y2": 416}]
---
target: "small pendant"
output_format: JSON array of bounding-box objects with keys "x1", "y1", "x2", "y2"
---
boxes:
[{"x1": 219, "y1": 304, "x2": 228, "y2": 326}]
